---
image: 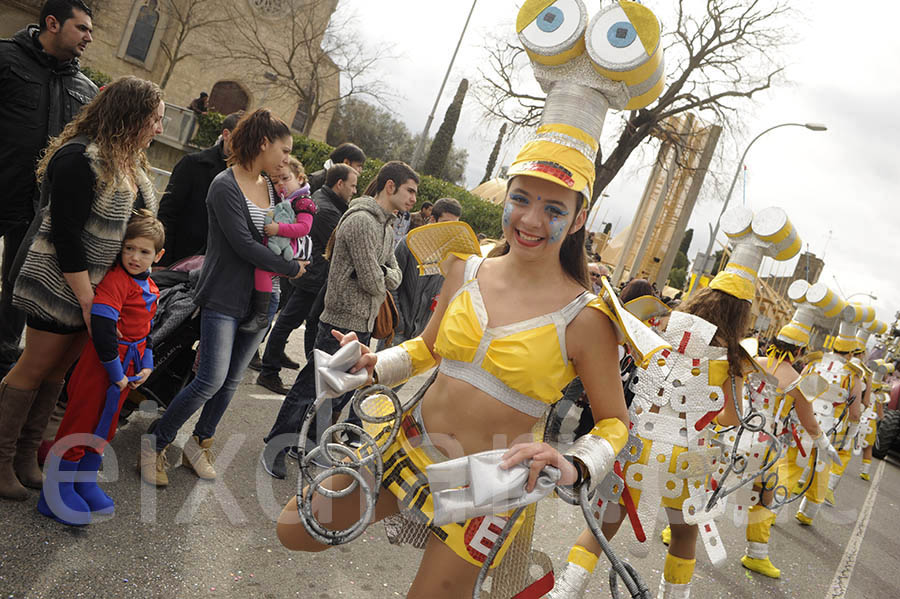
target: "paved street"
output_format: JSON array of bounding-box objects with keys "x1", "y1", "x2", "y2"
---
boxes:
[{"x1": 2, "y1": 330, "x2": 899, "y2": 598}]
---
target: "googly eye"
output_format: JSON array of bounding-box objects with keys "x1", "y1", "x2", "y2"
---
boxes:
[
  {"x1": 517, "y1": 0, "x2": 588, "y2": 66},
  {"x1": 586, "y1": 1, "x2": 664, "y2": 109}
]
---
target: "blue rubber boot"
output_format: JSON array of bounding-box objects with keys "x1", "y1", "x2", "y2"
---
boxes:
[
  {"x1": 37, "y1": 457, "x2": 91, "y2": 526},
  {"x1": 74, "y1": 452, "x2": 114, "y2": 514}
]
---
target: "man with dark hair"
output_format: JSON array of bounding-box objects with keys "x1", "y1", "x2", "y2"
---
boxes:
[
  {"x1": 157, "y1": 111, "x2": 243, "y2": 266},
  {"x1": 255, "y1": 163, "x2": 358, "y2": 394},
  {"x1": 188, "y1": 91, "x2": 209, "y2": 115},
  {"x1": 261, "y1": 161, "x2": 417, "y2": 478},
  {"x1": 384, "y1": 197, "x2": 461, "y2": 351},
  {"x1": 307, "y1": 142, "x2": 366, "y2": 194},
  {"x1": 408, "y1": 200, "x2": 433, "y2": 230},
  {"x1": 0, "y1": 0, "x2": 98, "y2": 377}
]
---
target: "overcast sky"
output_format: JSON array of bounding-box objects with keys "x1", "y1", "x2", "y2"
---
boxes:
[{"x1": 343, "y1": 0, "x2": 900, "y2": 324}]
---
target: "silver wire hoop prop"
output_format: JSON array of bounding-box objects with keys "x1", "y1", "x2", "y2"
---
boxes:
[
  {"x1": 295, "y1": 382, "x2": 420, "y2": 545},
  {"x1": 705, "y1": 376, "x2": 784, "y2": 512}
]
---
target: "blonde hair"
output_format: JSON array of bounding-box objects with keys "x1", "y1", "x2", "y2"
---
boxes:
[
  {"x1": 124, "y1": 209, "x2": 165, "y2": 252},
  {"x1": 286, "y1": 156, "x2": 306, "y2": 182},
  {"x1": 37, "y1": 76, "x2": 162, "y2": 188}
]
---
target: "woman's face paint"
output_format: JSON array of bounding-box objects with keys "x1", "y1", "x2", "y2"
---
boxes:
[
  {"x1": 548, "y1": 213, "x2": 570, "y2": 244},
  {"x1": 503, "y1": 200, "x2": 514, "y2": 229}
]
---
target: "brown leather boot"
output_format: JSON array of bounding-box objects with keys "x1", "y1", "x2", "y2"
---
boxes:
[
  {"x1": 14, "y1": 379, "x2": 65, "y2": 489},
  {"x1": 0, "y1": 381, "x2": 38, "y2": 500}
]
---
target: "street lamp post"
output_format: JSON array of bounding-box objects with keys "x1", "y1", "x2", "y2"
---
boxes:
[
  {"x1": 410, "y1": 0, "x2": 478, "y2": 169},
  {"x1": 701, "y1": 122, "x2": 827, "y2": 274}
]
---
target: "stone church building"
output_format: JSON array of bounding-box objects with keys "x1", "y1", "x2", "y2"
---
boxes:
[{"x1": 1, "y1": 0, "x2": 339, "y2": 170}]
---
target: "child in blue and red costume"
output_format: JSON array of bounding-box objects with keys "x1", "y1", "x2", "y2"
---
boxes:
[
  {"x1": 241, "y1": 156, "x2": 316, "y2": 332},
  {"x1": 38, "y1": 210, "x2": 165, "y2": 526}
]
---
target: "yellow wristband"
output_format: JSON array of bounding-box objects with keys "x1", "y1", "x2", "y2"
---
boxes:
[
  {"x1": 400, "y1": 337, "x2": 436, "y2": 377},
  {"x1": 589, "y1": 417, "x2": 629, "y2": 455}
]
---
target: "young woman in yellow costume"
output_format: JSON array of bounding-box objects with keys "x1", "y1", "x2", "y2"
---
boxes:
[{"x1": 273, "y1": 2, "x2": 673, "y2": 596}]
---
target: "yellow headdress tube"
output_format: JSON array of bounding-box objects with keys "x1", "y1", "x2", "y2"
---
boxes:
[
  {"x1": 708, "y1": 207, "x2": 759, "y2": 301},
  {"x1": 709, "y1": 206, "x2": 801, "y2": 302},
  {"x1": 513, "y1": 0, "x2": 665, "y2": 204},
  {"x1": 777, "y1": 304, "x2": 817, "y2": 348},
  {"x1": 775, "y1": 280, "x2": 815, "y2": 347},
  {"x1": 585, "y1": 1, "x2": 664, "y2": 110},
  {"x1": 806, "y1": 283, "x2": 847, "y2": 319},
  {"x1": 856, "y1": 327, "x2": 872, "y2": 352},
  {"x1": 867, "y1": 319, "x2": 888, "y2": 335}
]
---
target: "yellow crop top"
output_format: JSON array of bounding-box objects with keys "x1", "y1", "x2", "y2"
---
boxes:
[{"x1": 433, "y1": 256, "x2": 611, "y2": 417}]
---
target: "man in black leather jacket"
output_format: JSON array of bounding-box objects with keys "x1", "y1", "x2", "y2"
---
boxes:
[{"x1": 0, "y1": 0, "x2": 98, "y2": 377}]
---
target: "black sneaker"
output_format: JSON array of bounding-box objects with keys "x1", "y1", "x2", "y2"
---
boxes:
[
  {"x1": 260, "y1": 445, "x2": 287, "y2": 479},
  {"x1": 286, "y1": 446, "x2": 299, "y2": 461},
  {"x1": 256, "y1": 373, "x2": 290, "y2": 395},
  {"x1": 280, "y1": 353, "x2": 301, "y2": 369},
  {"x1": 248, "y1": 351, "x2": 263, "y2": 371}
]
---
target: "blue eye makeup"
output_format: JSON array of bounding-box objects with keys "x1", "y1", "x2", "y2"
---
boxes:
[{"x1": 546, "y1": 205, "x2": 569, "y2": 218}]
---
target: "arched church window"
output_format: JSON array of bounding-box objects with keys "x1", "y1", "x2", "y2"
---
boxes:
[{"x1": 125, "y1": 0, "x2": 159, "y2": 62}]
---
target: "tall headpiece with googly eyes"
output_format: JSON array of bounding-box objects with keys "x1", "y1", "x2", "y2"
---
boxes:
[
  {"x1": 509, "y1": 0, "x2": 665, "y2": 203},
  {"x1": 707, "y1": 206, "x2": 802, "y2": 302}
]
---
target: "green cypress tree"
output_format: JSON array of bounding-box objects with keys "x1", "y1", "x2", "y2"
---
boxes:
[
  {"x1": 480, "y1": 123, "x2": 507, "y2": 184},
  {"x1": 423, "y1": 78, "x2": 469, "y2": 178}
]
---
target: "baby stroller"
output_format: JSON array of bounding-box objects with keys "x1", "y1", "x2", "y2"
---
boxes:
[{"x1": 117, "y1": 256, "x2": 203, "y2": 423}]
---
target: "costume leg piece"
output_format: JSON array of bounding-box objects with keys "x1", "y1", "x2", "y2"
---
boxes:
[
  {"x1": 741, "y1": 505, "x2": 780, "y2": 578},
  {"x1": 658, "y1": 553, "x2": 694, "y2": 599},
  {"x1": 547, "y1": 545, "x2": 598, "y2": 599}
]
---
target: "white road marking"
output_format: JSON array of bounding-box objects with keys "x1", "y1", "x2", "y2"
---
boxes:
[
  {"x1": 249, "y1": 393, "x2": 285, "y2": 400},
  {"x1": 826, "y1": 459, "x2": 886, "y2": 599}
]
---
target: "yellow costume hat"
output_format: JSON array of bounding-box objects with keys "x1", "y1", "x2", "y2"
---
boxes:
[
  {"x1": 509, "y1": 1, "x2": 664, "y2": 201},
  {"x1": 776, "y1": 280, "x2": 818, "y2": 348},
  {"x1": 708, "y1": 206, "x2": 802, "y2": 302}
]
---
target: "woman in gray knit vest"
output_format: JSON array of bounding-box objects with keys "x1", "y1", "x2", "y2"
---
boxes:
[{"x1": 0, "y1": 77, "x2": 165, "y2": 501}]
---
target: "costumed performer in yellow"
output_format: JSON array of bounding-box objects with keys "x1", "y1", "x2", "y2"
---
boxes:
[
  {"x1": 274, "y1": 1, "x2": 671, "y2": 597},
  {"x1": 794, "y1": 287, "x2": 864, "y2": 524},
  {"x1": 735, "y1": 279, "x2": 841, "y2": 579}
]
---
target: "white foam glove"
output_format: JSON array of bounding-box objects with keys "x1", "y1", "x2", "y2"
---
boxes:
[
  {"x1": 313, "y1": 342, "x2": 370, "y2": 400},
  {"x1": 426, "y1": 449, "x2": 561, "y2": 526},
  {"x1": 813, "y1": 431, "x2": 841, "y2": 464}
]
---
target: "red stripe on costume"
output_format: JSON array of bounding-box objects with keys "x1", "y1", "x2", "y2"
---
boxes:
[{"x1": 678, "y1": 332, "x2": 692, "y2": 354}]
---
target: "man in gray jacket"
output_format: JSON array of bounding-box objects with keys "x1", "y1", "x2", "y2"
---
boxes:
[{"x1": 261, "y1": 161, "x2": 418, "y2": 478}]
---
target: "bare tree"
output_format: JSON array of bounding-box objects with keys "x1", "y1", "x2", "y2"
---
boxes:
[
  {"x1": 475, "y1": 0, "x2": 792, "y2": 200},
  {"x1": 219, "y1": 0, "x2": 392, "y2": 137},
  {"x1": 156, "y1": 0, "x2": 236, "y2": 89}
]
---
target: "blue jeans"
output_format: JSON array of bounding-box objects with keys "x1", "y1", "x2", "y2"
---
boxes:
[
  {"x1": 154, "y1": 295, "x2": 278, "y2": 451},
  {"x1": 264, "y1": 321, "x2": 370, "y2": 447}
]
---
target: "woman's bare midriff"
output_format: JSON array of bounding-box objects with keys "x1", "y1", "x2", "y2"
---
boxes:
[{"x1": 418, "y1": 372, "x2": 542, "y2": 459}]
